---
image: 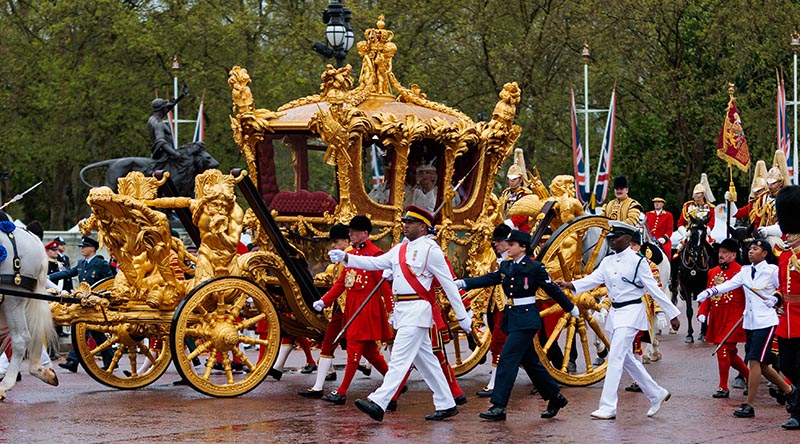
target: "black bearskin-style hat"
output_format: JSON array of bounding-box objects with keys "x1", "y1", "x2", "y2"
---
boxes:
[
  {"x1": 613, "y1": 175, "x2": 628, "y2": 189},
  {"x1": 328, "y1": 223, "x2": 350, "y2": 240},
  {"x1": 717, "y1": 238, "x2": 739, "y2": 253},
  {"x1": 776, "y1": 185, "x2": 800, "y2": 234},
  {"x1": 492, "y1": 224, "x2": 512, "y2": 241},
  {"x1": 348, "y1": 215, "x2": 373, "y2": 233}
]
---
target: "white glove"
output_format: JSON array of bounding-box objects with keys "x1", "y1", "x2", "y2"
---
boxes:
[
  {"x1": 657, "y1": 312, "x2": 668, "y2": 331},
  {"x1": 458, "y1": 315, "x2": 472, "y2": 332},
  {"x1": 569, "y1": 306, "x2": 580, "y2": 318},
  {"x1": 454, "y1": 279, "x2": 466, "y2": 290},
  {"x1": 328, "y1": 249, "x2": 346, "y2": 263},
  {"x1": 382, "y1": 269, "x2": 393, "y2": 281},
  {"x1": 724, "y1": 191, "x2": 731, "y2": 201},
  {"x1": 764, "y1": 295, "x2": 779, "y2": 308},
  {"x1": 60, "y1": 290, "x2": 70, "y2": 296},
  {"x1": 697, "y1": 314, "x2": 707, "y2": 324},
  {"x1": 593, "y1": 308, "x2": 608, "y2": 325},
  {"x1": 758, "y1": 224, "x2": 782, "y2": 238},
  {"x1": 696, "y1": 289, "x2": 712, "y2": 303},
  {"x1": 503, "y1": 218, "x2": 515, "y2": 229},
  {"x1": 312, "y1": 300, "x2": 326, "y2": 312}
]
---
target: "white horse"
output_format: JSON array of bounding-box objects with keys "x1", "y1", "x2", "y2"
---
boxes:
[
  {"x1": 638, "y1": 220, "x2": 672, "y2": 363},
  {"x1": 0, "y1": 221, "x2": 58, "y2": 400}
]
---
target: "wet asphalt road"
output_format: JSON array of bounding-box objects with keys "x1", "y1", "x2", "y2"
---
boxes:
[{"x1": 1, "y1": 324, "x2": 798, "y2": 444}]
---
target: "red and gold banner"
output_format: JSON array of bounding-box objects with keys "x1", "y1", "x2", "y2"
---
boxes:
[{"x1": 716, "y1": 97, "x2": 750, "y2": 171}]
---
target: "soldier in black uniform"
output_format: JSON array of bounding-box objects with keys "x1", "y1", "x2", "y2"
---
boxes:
[
  {"x1": 50, "y1": 236, "x2": 114, "y2": 372},
  {"x1": 53, "y1": 236, "x2": 73, "y2": 292},
  {"x1": 456, "y1": 230, "x2": 579, "y2": 421}
]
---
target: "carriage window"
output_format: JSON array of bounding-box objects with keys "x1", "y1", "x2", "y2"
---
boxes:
[
  {"x1": 271, "y1": 138, "x2": 295, "y2": 192},
  {"x1": 403, "y1": 140, "x2": 462, "y2": 214},
  {"x1": 363, "y1": 141, "x2": 394, "y2": 205},
  {"x1": 257, "y1": 135, "x2": 337, "y2": 217}
]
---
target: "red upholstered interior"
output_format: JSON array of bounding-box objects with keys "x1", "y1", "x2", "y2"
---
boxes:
[{"x1": 270, "y1": 190, "x2": 337, "y2": 217}]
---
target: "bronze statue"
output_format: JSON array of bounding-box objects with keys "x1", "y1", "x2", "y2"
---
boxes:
[{"x1": 79, "y1": 84, "x2": 219, "y2": 196}]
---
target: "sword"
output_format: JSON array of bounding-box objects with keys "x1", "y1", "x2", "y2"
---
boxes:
[
  {"x1": 0, "y1": 181, "x2": 42, "y2": 211},
  {"x1": 711, "y1": 315, "x2": 744, "y2": 356},
  {"x1": 332, "y1": 277, "x2": 387, "y2": 344}
]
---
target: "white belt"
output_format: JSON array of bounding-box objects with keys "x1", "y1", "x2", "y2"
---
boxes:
[{"x1": 507, "y1": 296, "x2": 536, "y2": 307}]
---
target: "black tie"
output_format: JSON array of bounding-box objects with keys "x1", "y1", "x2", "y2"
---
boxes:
[{"x1": 751, "y1": 266, "x2": 756, "y2": 280}]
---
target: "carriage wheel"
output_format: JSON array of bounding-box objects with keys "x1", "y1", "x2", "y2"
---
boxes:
[
  {"x1": 444, "y1": 286, "x2": 493, "y2": 377},
  {"x1": 534, "y1": 215, "x2": 612, "y2": 386},
  {"x1": 71, "y1": 278, "x2": 172, "y2": 389},
  {"x1": 170, "y1": 276, "x2": 281, "y2": 397}
]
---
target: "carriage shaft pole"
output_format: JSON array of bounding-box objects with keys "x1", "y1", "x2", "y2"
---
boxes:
[{"x1": 711, "y1": 315, "x2": 744, "y2": 356}]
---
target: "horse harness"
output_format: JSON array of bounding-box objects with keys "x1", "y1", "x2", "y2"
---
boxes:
[{"x1": 0, "y1": 229, "x2": 37, "y2": 305}]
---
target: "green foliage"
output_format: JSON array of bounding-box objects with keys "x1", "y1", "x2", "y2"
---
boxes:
[{"x1": 1, "y1": 0, "x2": 799, "y2": 227}]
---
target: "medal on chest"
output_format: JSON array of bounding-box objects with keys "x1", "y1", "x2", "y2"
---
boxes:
[
  {"x1": 713, "y1": 273, "x2": 725, "y2": 285},
  {"x1": 344, "y1": 269, "x2": 357, "y2": 288},
  {"x1": 523, "y1": 276, "x2": 529, "y2": 290}
]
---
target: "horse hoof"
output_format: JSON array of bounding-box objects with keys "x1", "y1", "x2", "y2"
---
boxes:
[{"x1": 38, "y1": 368, "x2": 59, "y2": 386}]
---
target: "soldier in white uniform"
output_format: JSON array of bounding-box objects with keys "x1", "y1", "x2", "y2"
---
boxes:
[
  {"x1": 556, "y1": 221, "x2": 681, "y2": 420},
  {"x1": 328, "y1": 205, "x2": 472, "y2": 422},
  {"x1": 697, "y1": 239, "x2": 794, "y2": 418}
]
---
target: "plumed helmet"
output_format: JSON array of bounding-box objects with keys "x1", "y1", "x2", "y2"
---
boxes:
[
  {"x1": 751, "y1": 177, "x2": 768, "y2": 194},
  {"x1": 692, "y1": 183, "x2": 705, "y2": 195},
  {"x1": 776, "y1": 185, "x2": 800, "y2": 234}
]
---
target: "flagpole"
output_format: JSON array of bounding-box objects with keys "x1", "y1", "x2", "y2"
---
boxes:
[
  {"x1": 171, "y1": 55, "x2": 180, "y2": 149},
  {"x1": 792, "y1": 33, "x2": 800, "y2": 184},
  {"x1": 582, "y1": 42, "x2": 592, "y2": 209}
]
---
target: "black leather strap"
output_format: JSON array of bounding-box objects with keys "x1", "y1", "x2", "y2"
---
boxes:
[{"x1": 611, "y1": 298, "x2": 643, "y2": 309}]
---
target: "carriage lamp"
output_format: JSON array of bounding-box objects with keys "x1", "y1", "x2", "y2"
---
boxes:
[{"x1": 312, "y1": 0, "x2": 353, "y2": 68}]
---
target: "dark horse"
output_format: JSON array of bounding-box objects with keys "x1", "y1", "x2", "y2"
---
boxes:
[
  {"x1": 677, "y1": 214, "x2": 717, "y2": 343},
  {"x1": 78, "y1": 142, "x2": 219, "y2": 196}
]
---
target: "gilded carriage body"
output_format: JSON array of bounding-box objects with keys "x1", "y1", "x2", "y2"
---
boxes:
[{"x1": 48, "y1": 16, "x2": 614, "y2": 397}]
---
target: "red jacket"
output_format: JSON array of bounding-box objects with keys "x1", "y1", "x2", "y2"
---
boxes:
[
  {"x1": 645, "y1": 209, "x2": 674, "y2": 254},
  {"x1": 777, "y1": 250, "x2": 800, "y2": 339},
  {"x1": 699, "y1": 262, "x2": 746, "y2": 343},
  {"x1": 321, "y1": 240, "x2": 392, "y2": 342}
]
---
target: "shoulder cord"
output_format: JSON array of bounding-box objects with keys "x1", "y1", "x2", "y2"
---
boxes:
[{"x1": 621, "y1": 255, "x2": 646, "y2": 289}]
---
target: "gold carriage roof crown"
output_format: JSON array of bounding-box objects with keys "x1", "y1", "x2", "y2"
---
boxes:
[{"x1": 264, "y1": 15, "x2": 471, "y2": 130}]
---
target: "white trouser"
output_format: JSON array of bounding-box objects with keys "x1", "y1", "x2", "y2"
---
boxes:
[
  {"x1": 368, "y1": 325, "x2": 455, "y2": 411},
  {"x1": 598, "y1": 326, "x2": 665, "y2": 413},
  {"x1": 0, "y1": 348, "x2": 51, "y2": 373}
]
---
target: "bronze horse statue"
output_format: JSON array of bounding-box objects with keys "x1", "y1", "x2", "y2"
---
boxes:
[{"x1": 79, "y1": 142, "x2": 219, "y2": 196}]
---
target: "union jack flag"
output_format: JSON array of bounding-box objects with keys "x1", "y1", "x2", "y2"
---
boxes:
[
  {"x1": 592, "y1": 88, "x2": 616, "y2": 206},
  {"x1": 370, "y1": 143, "x2": 384, "y2": 188},
  {"x1": 571, "y1": 87, "x2": 591, "y2": 204},
  {"x1": 777, "y1": 68, "x2": 794, "y2": 182}
]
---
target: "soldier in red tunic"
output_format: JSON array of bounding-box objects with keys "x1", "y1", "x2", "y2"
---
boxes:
[
  {"x1": 313, "y1": 215, "x2": 393, "y2": 405},
  {"x1": 697, "y1": 238, "x2": 749, "y2": 399},
  {"x1": 298, "y1": 223, "x2": 351, "y2": 398},
  {"x1": 645, "y1": 197, "x2": 674, "y2": 255},
  {"x1": 774, "y1": 185, "x2": 800, "y2": 429}
]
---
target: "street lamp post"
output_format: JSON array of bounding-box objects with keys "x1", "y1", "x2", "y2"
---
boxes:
[
  {"x1": 312, "y1": 0, "x2": 354, "y2": 68},
  {"x1": 791, "y1": 32, "x2": 800, "y2": 183}
]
